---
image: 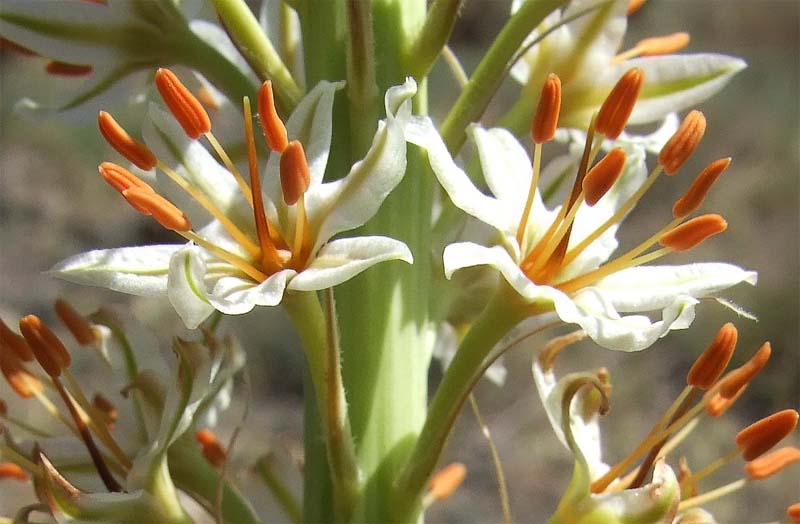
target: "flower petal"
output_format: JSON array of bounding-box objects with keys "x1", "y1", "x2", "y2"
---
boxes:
[
  {"x1": 207, "y1": 270, "x2": 296, "y2": 315},
  {"x1": 470, "y1": 125, "x2": 532, "y2": 206},
  {"x1": 168, "y1": 246, "x2": 216, "y2": 329}
]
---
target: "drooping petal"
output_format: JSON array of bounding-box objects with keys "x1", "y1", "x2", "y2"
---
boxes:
[
  {"x1": 288, "y1": 236, "x2": 413, "y2": 292},
  {"x1": 167, "y1": 246, "x2": 216, "y2": 330},
  {"x1": 207, "y1": 270, "x2": 297, "y2": 315}
]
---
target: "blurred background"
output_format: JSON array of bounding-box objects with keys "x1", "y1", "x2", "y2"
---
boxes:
[{"x1": 1, "y1": 0, "x2": 797, "y2": 522}]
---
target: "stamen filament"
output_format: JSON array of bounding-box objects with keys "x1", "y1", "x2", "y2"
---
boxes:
[
  {"x1": 678, "y1": 478, "x2": 747, "y2": 511},
  {"x1": 688, "y1": 448, "x2": 741, "y2": 484},
  {"x1": 558, "y1": 246, "x2": 672, "y2": 294},
  {"x1": 526, "y1": 190, "x2": 585, "y2": 278},
  {"x1": 180, "y1": 231, "x2": 268, "y2": 282},
  {"x1": 516, "y1": 142, "x2": 543, "y2": 247},
  {"x1": 32, "y1": 389, "x2": 75, "y2": 432},
  {"x1": 204, "y1": 132, "x2": 254, "y2": 208},
  {"x1": 1, "y1": 412, "x2": 52, "y2": 437}
]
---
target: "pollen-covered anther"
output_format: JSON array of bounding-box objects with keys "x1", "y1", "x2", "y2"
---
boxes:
[
  {"x1": 735, "y1": 409, "x2": 798, "y2": 461},
  {"x1": 0, "y1": 462, "x2": 28, "y2": 482},
  {"x1": 280, "y1": 140, "x2": 311, "y2": 205},
  {"x1": 745, "y1": 447, "x2": 800, "y2": 480},
  {"x1": 595, "y1": 68, "x2": 644, "y2": 139},
  {"x1": 687, "y1": 322, "x2": 737, "y2": 389},
  {"x1": 54, "y1": 299, "x2": 98, "y2": 346},
  {"x1": 531, "y1": 73, "x2": 562, "y2": 144},
  {"x1": 635, "y1": 32, "x2": 690, "y2": 56},
  {"x1": 583, "y1": 147, "x2": 627, "y2": 206},
  {"x1": 154, "y1": 68, "x2": 211, "y2": 139},
  {"x1": 18, "y1": 315, "x2": 71, "y2": 378},
  {"x1": 196, "y1": 429, "x2": 226, "y2": 468},
  {"x1": 658, "y1": 213, "x2": 727, "y2": 251},
  {"x1": 45, "y1": 60, "x2": 93, "y2": 77},
  {"x1": 93, "y1": 393, "x2": 118, "y2": 427},
  {"x1": 97, "y1": 112, "x2": 157, "y2": 171},
  {"x1": 0, "y1": 347, "x2": 44, "y2": 398},
  {"x1": 122, "y1": 188, "x2": 193, "y2": 232},
  {"x1": 258, "y1": 80, "x2": 289, "y2": 153},
  {"x1": 428, "y1": 462, "x2": 467, "y2": 502},
  {"x1": 673, "y1": 157, "x2": 732, "y2": 218},
  {"x1": 717, "y1": 342, "x2": 771, "y2": 399},
  {"x1": 1, "y1": 318, "x2": 34, "y2": 361},
  {"x1": 658, "y1": 110, "x2": 706, "y2": 175}
]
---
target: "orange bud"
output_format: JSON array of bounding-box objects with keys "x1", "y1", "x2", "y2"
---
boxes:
[
  {"x1": 705, "y1": 383, "x2": 747, "y2": 418},
  {"x1": 788, "y1": 503, "x2": 800, "y2": 523},
  {"x1": 0, "y1": 462, "x2": 28, "y2": 482},
  {"x1": 279, "y1": 140, "x2": 311, "y2": 205},
  {"x1": 196, "y1": 429, "x2": 226, "y2": 468},
  {"x1": 98, "y1": 111, "x2": 157, "y2": 171},
  {"x1": 54, "y1": 299, "x2": 98, "y2": 346},
  {"x1": 154, "y1": 68, "x2": 211, "y2": 139},
  {"x1": 687, "y1": 323, "x2": 737, "y2": 389},
  {"x1": 583, "y1": 148, "x2": 627, "y2": 205},
  {"x1": 672, "y1": 157, "x2": 731, "y2": 218},
  {"x1": 428, "y1": 462, "x2": 467, "y2": 502},
  {"x1": 531, "y1": 74, "x2": 562, "y2": 144},
  {"x1": 122, "y1": 188, "x2": 193, "y2": 232},
  {"x1": 45, "y1": 60, "x2": 92, "y2": 77},
  {"x1": 258, "y1": 80, "x2": 289, "y2": 153},
  {"x1": 718, "y1": 342, "x2": 771, "y2": 399},
  {"x1": 658, "y1": 110, "x2": 706, "y2": 174},
  {"x1": 18, "y1": 315, "x2": 71, "y2": 378},
  {"x1": 595, "y1": 68, "x2": 644, "y2": 139},
  {"x1": 0, "y1": 348, "x2": 44, "y2": 398},
  {"x1": 745, "y1": 447, "x2": 800, "y2": 480},
  {"x1": 735, "y1": 409, "x2": 798, "y2": 461},
  {"x1": 1, "y1": 318, "x2": 34, "y2": 362},
  {"x1": 659, "y1": 214, "x2": 727, "y2": 251},
  {"x1": 634, "y1": 33, "x2": 690, "y2": 57},
  {"x1": 626, "y1": 0, "x2": 646, "y2": 15}
]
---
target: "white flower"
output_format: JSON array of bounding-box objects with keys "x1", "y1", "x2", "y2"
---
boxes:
[
  {"x1": 52, "y1": 78, "x2": 417, "y2": 328},
  {"x1": 406, "y1": 118, "x2": 756, "y2": 351}
]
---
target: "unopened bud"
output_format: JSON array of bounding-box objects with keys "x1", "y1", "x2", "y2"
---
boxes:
[
  {"x1": 718, "y1": 342, "x2": 771, "y2": 399},
  {"x1": 428, "y1": 462, "x2": 467, "y2": 502},
  {"x1": 279, "y1": 140, "x2": 311, "y2": 205},
  {"x1": 196, "y1": 429, "x2": 226, "y2": 468},
  {"x1": 735, "y1": 409, "x2": 798, "y2": 461},
  {"x1": 634, "y1": 33, "x2": 690, "y2": 57},
  {"x1": 0, "y1": 462, "x2": 28, "y2": 482},
  {"x1": 658, "y1": 110, "x2": 706, "y2": 175},
  {"x1": 155, "y1": 68, "x2": 211, "y2": 139},
  {"x1": 659, "y1": 214, "x2": 727, "y2": 251},
  {"x1": 583, "y1": 148, "x2": 627, "y2": 205},
  {"x1": 98, "y1": 112, "x2": 157, "y2": 171},
  {"x1": 531, "y1": 74, "x2": 561, "y2": 144},
  {"x1": 673, "y1": 158, "x2": 731, "y2": 218},
  {"x1": 1, "y1": 318, "x2": 34, "y2": 361},
  {"x1": 258, "y1": 80, "x2": 289, "y2": 153},
  {"x1": 687, "y1": 323, "x2": 737, "y2": 389},
  {"x1": 54, "y1": 299, "x2": 98, "y2": 346},
  {"x1": 745, "y1": 447, "x2": 800, "y2": 480},
  {"x1": 18, "y1": 315, "x2": 71, "y2": 378},
  {"x1": 596, "y1": 68, "x2": 644, "y2": 139},
  {"x1": 122, "y1": 188, "x2": 193, "y2": 232}
]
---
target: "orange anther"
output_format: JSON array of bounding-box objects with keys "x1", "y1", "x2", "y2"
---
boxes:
[
  {"x1": 718, "y1": 342, "x2": 771, "y2": 399},
  {"x1": 98, "y1": 112, "x2": 157, "y2": 171},
  {"x1": 705, "y1": 383, "x2": 747, "y2": 418},
  {"x1": 634, "y1": 33, "x2": 690, "y2": 57},
  {"x1": 18, "y1": 315, "x2": 71, "y2": 378},
  {"x1": 0, "y1": 462, "x2": 28, "y2": 482},
  {"x1": 154, "y1": 68, "x2": 211, "y2": 139},
  {"x1": 0, "y1": 37, "x2": 38, "y2": 56},
  {"x1": 45, "y1": 60, "x2": 93, "y2": 77},
  {"x1": 99, "y1": 162, "x2": 153, "y2": 194},
  {"x1": 735, "y1": 409, "x2": 798, "y2": 461},
  {"x1": 93, "y1": 393, "x2": 118, "y2": 426},
  {"x1": 595, "y1": 68, "x2": 644, "y2": 139},
  {"x1": 658, "y1": 110, "x2": 706, "y2": 175},
  {"x1": 196, "y1": 429, "x2": 226, "y2": 468},
  {"x1": 626, "y1": 0, "x2": 646, "y2": 15},
  {"x1": 673, "y1": 157, "x2": 731, "y2": 218},
  {"x1": 745, "y1": 447, "x2": 800, "y2": 480},
  {"x1": 788, "y1": 503, "x2": 800, "y2": 523},
  {"x1": 54, "y1": 299, "x2": 98, "y2": 346},
  {"x1": 122, "y1": 188, "x2": 193, "y2": 232},
  {"x1": 0, "y1": 347, "x2": 43, "y2": 398},
  {"x1": 1, "y1": 318, "x2": 34, "y2": 362},
  {"x1": 658, "y1": 213, "x2": 727, "y2": 251},
  {"x1": 583, "y1": 147, "x2": 627, "y2": 206},
  {"x1": 687, "y1": 323, "x2": 737, "y2": 389},
  {"x1": 531, "y1": 74, "x2": 562, "y2": 144},
  {"x1": 279, "y1": 140, "x2": 311, "y2": 205},
  {"x1": 258, "y1": 80, "x2": 289, "y2": 153},
  {"x1": 428, "y1": 462, "x2": 467, "y2": 502}
]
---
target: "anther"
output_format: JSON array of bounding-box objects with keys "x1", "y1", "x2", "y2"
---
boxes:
[
  {"x1": 0, "y1": 37, "x2": 37, "y2": 56},
  {"x1": 745, "y1": 447, "x2": 800, "y2": 480},
  {"x1": 54, "y1": 299, "x2": 98, "y2": 346},
  {"x1": 122, "y1": 188, "x2": 193, "y2": 232},
  {"x1": 280, "y1": 140, "x2": 311, "y2": 205},
  {"x1": 687, "y1": 323, "x2": 737, "y2": 389},
  {"x1": 428, "y1": 462, "x2": 467, "y2": 502},
  {"x1": 705, "y1": 384, "x2": 747, "y2": 418},
  {"x1": 154, "y1": 68, "x2": 211, "y2": 139},
  {"x1": 788, "y1": 503, "x2": 800, "y2": 523},
  {"x1": 658, "y1": 213, "x2": 727, "y2": 251},
  {"x1": 658, "y1": 110, "x2": 706, "y2": 175},
  {"x1": 735, "y1": 409, "x2": 798, "y2": 461},
  {"x1": 99, "y1": 162, "x2": 154, "y2": 194},
  {"x1": 718, "y1": 342, "x2": 771, "y2": 399},
  {"x1": 626, "y1": 0, "x2": 646, "y2": 15},
  {"x1": 1, "y1": 318, "x2": 34, "y2": 361},
  {"x1": 196, "y1": 429, "x2": 226, "y2": 468},
  {"x1": 45, "y1": 60, "x2": 92, "y2": 77},
  {"x1": 258, "y1": 80, "x2": 289, "y2": 153},
  {"x1": 0, "y1": 463, "x2": 28, "y2": 482},
  {"x1": 0, "y1": 348, "x2": 44, "y2": 398},
  {"x1": 595, "y1": 68, "x2": 644, "y2": 139},
  {"x1": 531, "y1": 73, "x2": 561, "y2": 144},
  {"x1": 582, "y1": 147, "x2": 627, "y2": 206},
  {"x1": 92, "y1": 393, "x2": 118, "y2": 427},
  {"x1": 634, "y1": 33, "x2": 690, "y2": 57},
  {"x1": 673, "y1": 158, "x2": 732, "y2": 218},
  {"x1": 97, "y1": 112, "x2": 157, "y2": 171},
  {"x1": 18, "y1": 315, "x2": 71, "y2": 378}
]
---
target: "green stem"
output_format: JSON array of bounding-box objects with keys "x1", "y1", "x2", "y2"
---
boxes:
[
  {"x1": 439, "y1": 0, "x2": 568, "y2": 154},
  {"x1": 345, "y1": 0, "x2": 380, "y2": 159},
  {"x1": 405, "y1": 0, "x2": 464, "y2": 81}
]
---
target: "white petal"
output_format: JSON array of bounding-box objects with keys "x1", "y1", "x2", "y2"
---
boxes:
[
  {"x1": 168, "y1": 246, "x2": 215, "y2": 329},
  {"x1": 50, "y1": 246, "x2": 180, "y2": 296},
  {"x1": 207, "y1": 269, "x2": 296, "y2": 314},
  {"x1": 288, "y1": 236, "x2": 412, "y2": 291},
  {"x1": 470, "y1": 125, "x2": 534, "y2": 207}
]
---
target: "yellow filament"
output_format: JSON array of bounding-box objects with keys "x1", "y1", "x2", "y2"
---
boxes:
[
  {"x1": 180, "y1": 231, "x2": 268, "y2": 282},
  {"x1": 516, "y1": 142, "x2": 543, "y2": 248},
  {"x1": 33, "y1": 389, "x2": 76, "y2": 433},
  {"x1": 677, "y1": 479, "x2": 748, "y2": 511},
  {"x1": 293, "y1": 193, "x2": 307, "y2": 264},
  {"x1": 157, "y1": 161, "x2": 260, "y2": 258},
  {"x1": 204, "y1": 132, "x2": 254, "y2": 208},
  {"x1": 558, "y1": 246, "x2": 673, "y2": 294},
  {"x1": 0, "y1": 442, "x2": 38, "y2": 474},
  {"x1": 612, "y1": 47, "x2": 641, "y2": 64},
  {"x1": 525, "y1": 190, "x2": 585, "y2": 277},
  {"x1": 609, "y1": 217, "x2": 683, "y2": 268},
  {"x1": 688, "y1": 448, "x2": 741, "y2": 484},
  {"x1": 1, "y1": 412, "x2": 51, "y2": 437}
]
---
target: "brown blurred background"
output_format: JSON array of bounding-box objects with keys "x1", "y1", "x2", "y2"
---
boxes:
[{"x1": 1, "y1": 1, "x2": 798, "y2": 522}]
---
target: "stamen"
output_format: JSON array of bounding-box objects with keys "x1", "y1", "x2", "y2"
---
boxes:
[
  {"x1": 258, "y1": 80, "x2": 290, "y2": 153},
  {"x1": 203, "y1": 132, "x2": 254, "y2": 208},
  {"x1": 196, "y1": 428, "x2": 226, "y2": 468},
  {"x1": 180, "y1": 231, "x2": 268, "y2": 282},
  {"x1": 99, "y1": 162, "x2": 155, "y2": 194},
  {"x1": 613, "y1": 33, "x2": 690, "y2": 63},
  {"x1": 122, "y1": 188, "x2": 193, "y2": 232},
  {"x1": 626, "y1": 0, "x2": 646, "y2": 15},
  {"x1": 658, "y1": 110, "x2": 706, "y2": 175},
  {"x1": 280, "y1": 140, "x2": 311, "y2": 205},
  {"x1": 788, "y1": 502, "x2": 800, "y2": 522},
  {"x1": 537, "y1": 330, "x2": 586, "y2": 372},
  {"x1": 1, "y1": 318, "x2": 34, "y2": 361},
  {"x1": 54, "y1": 299, "x2": 98, "y2": 346},
  {"x1": 582, "y1": 147, "x2": 627, "y2": 206},
  {"x1": 18, "y1": 315, "x2": 71, "y2": 378},
  {"x1": 673, "y1": 158, "x2": 731, "y2": 218},
  {"x1": 45, "y1": 60, "x2": 92, "y2": 76},
  {"x1": 154, "y1": 68, "x2": 211, "y2": 139},
  {"x1": 97, "y1": 111, "x2": 157, "y2": 171},
  {"x1": 745, "y1": 447, "x2": 800, "y2": 480},
  {"x1": 0, "y1": 348, "x2": 44, "y2": 398},
  {"x1": 658, "y1": 213, "x2": 727, "y2": 251},
  {"x1": 705, "y1": 384, "x2": 747, "y2": 418},
  {"x1": 678, "y1": 478, "x2": 747, "y2": 511},
  {"x1": 0, "y1": 463, "x2": 28, "y2": 482},
  {"x1": 735, "y1": 409, "x2": 798, "y2": 461},
  {"x1": 426, "y1": 462, "x2": 467, "y2": 504},
  {"x1": 0, "y1": 37, "x2": 37, "y2": 56},
  {"x1": 717, "y1": 342, "x2": 771, "y2": 399},
  {"x1": 92, "y1": 393, "x2": 118, "y2": 428},
  {"x1": 687, "y1": 323, "x2": 737, "y2": 389},
  {"x1": 531, "y1": 73, "x2": 561, "y2": 144},
  {"x1": 595, "y1": 68, "x2": 644, "y2": 139}
]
